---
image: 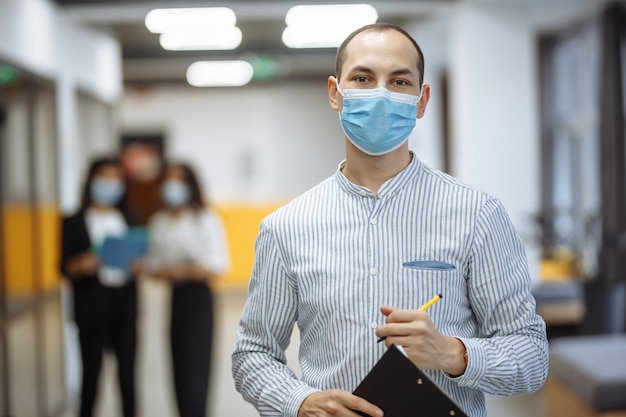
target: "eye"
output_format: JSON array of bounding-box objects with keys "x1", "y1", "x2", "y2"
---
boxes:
[
  {"x1": 354, "y1": 76, "x2": 369, "y2": 83},
  {"x1": 393, "y1": 79, "x2": 410, "y2": 87}
]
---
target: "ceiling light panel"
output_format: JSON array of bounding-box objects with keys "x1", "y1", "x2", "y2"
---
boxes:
[
  {"x1": 160, "y1": 27, "x2": 242, "y2": 51},
  {"x1": 145, "y1": 7, "x2": 236, "y2": 33},
  {"x1": 282, "y1": 4, "x2": 378, "y2": 48},
  {"x1": 186, "y1": 60, "x2": 254, "y2": 87},
  {"x1": 145, "y1": 7, "x2": 241, "y2": 51}
]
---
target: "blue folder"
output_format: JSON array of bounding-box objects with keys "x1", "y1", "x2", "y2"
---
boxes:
[{"x1": 100, "y1": 229, "x2": 149, "y2": 271}]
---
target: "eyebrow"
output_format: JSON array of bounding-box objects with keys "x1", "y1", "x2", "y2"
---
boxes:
[
  {"x1": 390, "y1": 68, "x2": 415, "y2": 77},
  {"x1": 348, "y1": 65, "x2": 417, "y2": 78}
]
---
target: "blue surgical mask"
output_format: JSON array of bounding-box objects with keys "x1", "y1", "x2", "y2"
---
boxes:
[
  {"x1": 337, "y1": 85, "x2": 421, "y2": 156},
  {"x1": 161, "y1": 180, "x2": 190, "y2": 208},
  {"x1": 90, "y1": 177, "x2": 125, "y2": 206}
]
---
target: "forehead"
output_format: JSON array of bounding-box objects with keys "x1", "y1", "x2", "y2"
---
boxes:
[
  {"x1": 166, "y1": 165, "x2": 186, "y2": 178},
  {"x1": 341, "y1": 29, "x2": 419, "y2": 76},
  {"x1": 95, "y1": 164, "x2": 121, "y2": 176}
]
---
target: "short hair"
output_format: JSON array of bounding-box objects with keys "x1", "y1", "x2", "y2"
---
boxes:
[{"x1": 335, "y1": 23, "x2": 425, "y2": 87}]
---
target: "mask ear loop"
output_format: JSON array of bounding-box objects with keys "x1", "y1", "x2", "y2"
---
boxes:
[
  {"x1": 415, "y1": 83, "x2": 426, "y2": 117},
  {"x1": 335, "y1": 79, "x2": 344, "y2": 97},
  {"x1": 334, "y1": 80, "x2": 343, "y2": 124},
  {"x1": 336, "y1": 80, "x2": 344, "y2": 122}
]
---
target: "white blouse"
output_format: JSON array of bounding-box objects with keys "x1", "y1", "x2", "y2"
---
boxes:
[
  {"x1": 85, "y1": 207, "x2": 129, "y2": 287},
  {"x1": 144, "y1": 207, "x2": 230, "y2": 275}
]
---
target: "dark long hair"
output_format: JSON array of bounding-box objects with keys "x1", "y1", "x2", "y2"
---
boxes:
[
  {"x1": 162, "y1": 161, "x2": 208, "y2": 211},
  {"x1": 79, "y1": 156, "x2": 125, "y2": 211}
]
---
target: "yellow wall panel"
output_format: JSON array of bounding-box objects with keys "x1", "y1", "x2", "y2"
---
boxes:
[
  {"x1": 3, "y1": 205, "x2": 35, "y2": 294},
  {"x1": 214, "y1": 203, "x2": 283, "y2": 291},
  {"x1": 3, "y1": 204, "x2": 61, "y2": 295},
  {"x1": 38, "y1": 207, "x2": 61, "y2": 291}
]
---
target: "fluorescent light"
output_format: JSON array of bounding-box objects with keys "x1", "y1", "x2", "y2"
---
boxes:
[
  {"x1": 285, "y1": 4, "x2": 377, "y2": 26},
  {"x1": 145, "y1": 7, "x2": 241, "y2": 51},
  {"x1": 160, "y1": 27, "x2": 242, "y2": 51},
  {"x1": 186, "y1": 61, "x2": 254, "y2": 87},
  {"x1": 283, "y1": 27, "x2": 363, "y2": 49},
  {"x1": 282, "y1": 4, "x2": 378, "y2": 48},
  {"x1": 145, "y1": 7, "x2": 236, "y2": 33}
]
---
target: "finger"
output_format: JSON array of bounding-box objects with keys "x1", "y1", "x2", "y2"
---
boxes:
[
  {"x1": 380, "y1": 305, "x2": 398, "y2": 316},
  {"x1": 381, "y1": 307, "x2": 422, "y2": 324},
  {"x1": 346, "y1": 394, "x2": 383, "y2": 417},
  {"x1": 385, "y1": 309, "x2": 431, "y2": 324},
  {"x1": 375, "y1": 322, "x2": 412, "y2": 341}
]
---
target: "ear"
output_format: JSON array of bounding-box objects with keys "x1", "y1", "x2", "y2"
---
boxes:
[
  {"x1": 328, "y1": 75, "x2": 340, "y2": 111},
  {"x1": 417, "y1": 83, "x2": 431, "y2": 119}
]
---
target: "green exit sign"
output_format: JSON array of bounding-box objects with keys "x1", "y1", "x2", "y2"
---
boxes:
[{"x1": 0, "y1": 64, "x2": 18, "y2": 85}]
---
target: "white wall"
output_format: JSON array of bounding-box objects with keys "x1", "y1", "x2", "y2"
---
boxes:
[
  {"x1": 449, "y1": 4, "x2": 541, "y2": 275},
  {"x1": 0, "y1": 0, "x2": 123, "y2": 212},
  {"x1": 121, "y1": 81, "x2": 346, "y2": 204},
  {"x1": 0, "y1": 0, "x2": 122, "y2": 102},
  {"x1": 406, "y1": 12, "x2": 451, "y2": 173}
]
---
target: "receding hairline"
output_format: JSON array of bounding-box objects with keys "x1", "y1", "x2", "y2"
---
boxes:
[{"x1": 335, "y1": 23, "x2": 424, "y2": 86}]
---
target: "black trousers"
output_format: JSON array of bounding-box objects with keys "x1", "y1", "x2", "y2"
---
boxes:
[
  {"x1": 76, "y1": 281, "x2": 137, "y2": 417},
  {"x1": 170, "y1": 281, "x2": 214, "y2": 417}
]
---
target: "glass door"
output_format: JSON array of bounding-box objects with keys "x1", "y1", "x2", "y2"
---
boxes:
[{"x1": 0, "y1": 61, "x2": 65, "y2": 417}]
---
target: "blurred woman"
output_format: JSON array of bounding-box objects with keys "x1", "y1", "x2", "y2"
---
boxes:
[
  {"x1": 60, "y1": 156, "x2": 138, "y2": 417},
  {"x1": 142, "y1": 161, "x2": 230, "y2": 417}
]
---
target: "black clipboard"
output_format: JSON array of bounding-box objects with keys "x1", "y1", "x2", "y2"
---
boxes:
[{"x1": 353, "y1": 345, "x2": 469, "y2": 417}]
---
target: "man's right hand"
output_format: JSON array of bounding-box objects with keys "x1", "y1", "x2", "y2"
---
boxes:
[{"x1": 297, "y1": 390, "x2": 383, "y2": 417}]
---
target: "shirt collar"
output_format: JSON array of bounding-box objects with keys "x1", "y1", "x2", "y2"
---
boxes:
[{"x1": 334, "y1": 152, "x2": 422, "y2": 199}]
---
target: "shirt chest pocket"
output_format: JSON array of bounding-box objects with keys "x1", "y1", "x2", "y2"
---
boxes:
[
  {"x1": 402, "y1": 260, "x2": 456, "y2": 270},
  {"x1": 389, "y1": 261, "x2": 465, "y2": 311}
]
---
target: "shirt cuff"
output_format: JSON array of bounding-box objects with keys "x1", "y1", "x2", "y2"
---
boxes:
[
  {"x1": 283, "y1": 385, "x2": 320, "y2": 417},
  {"x1": 442, "y1": 337, "x2": 486, "y2": 389}
]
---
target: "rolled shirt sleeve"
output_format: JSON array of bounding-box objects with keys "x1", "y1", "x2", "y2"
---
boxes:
[{"x1": 449, "y1": 197, "x2": 548, "y2": 394}]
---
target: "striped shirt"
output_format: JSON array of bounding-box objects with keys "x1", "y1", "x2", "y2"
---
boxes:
[{"x1": 232, "y1": 154, "x2": 548, "y2": 417}]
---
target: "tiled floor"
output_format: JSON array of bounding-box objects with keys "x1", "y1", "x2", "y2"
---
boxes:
[{"x1": 62, "y1": 279, "x2": 545, "y2": 417}]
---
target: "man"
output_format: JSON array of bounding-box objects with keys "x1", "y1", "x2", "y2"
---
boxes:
[{"x1": 232, "y1": 23, "x2": 548, "y2": 417}]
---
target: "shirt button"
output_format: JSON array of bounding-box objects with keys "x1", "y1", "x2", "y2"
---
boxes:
[
  {"x1": 370, "y1": 218, "x2": 377, "y2": 225},
  {"x1": 370, "y1": 322, "x2": 378, "y2": 329},
  {"x1": 360, "y1": 190, "x2": 367, "y2": 197},
  {"x1": 370, "y1": 268, "x2": 377, "y2": 276}
]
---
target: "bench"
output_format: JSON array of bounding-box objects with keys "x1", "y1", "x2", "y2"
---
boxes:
[{"x1": 545, "y1": 335, "x2": 626, "y2": 417}]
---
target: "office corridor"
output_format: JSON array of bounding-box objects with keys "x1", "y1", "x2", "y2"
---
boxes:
[{"x1": 62, "y1": 278, "x2": 545, "y2": 417}]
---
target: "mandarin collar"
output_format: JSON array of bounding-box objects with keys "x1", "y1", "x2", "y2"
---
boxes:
[{"x1": 335, "y1": 152, "x2": 422, "y2": 199}]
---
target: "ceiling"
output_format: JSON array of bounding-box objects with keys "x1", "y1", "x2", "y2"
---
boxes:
[{"x1": 52, "y1": 0, "x2": 451, "y2": 86}]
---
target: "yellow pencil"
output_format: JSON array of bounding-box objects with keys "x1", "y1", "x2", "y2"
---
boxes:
[
  {"x1": 377, "y1": 293, "x2": 443, "y2": 343},
  {"x1": 418, "y1": 293, "x2": 443, "y2": 311}
]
